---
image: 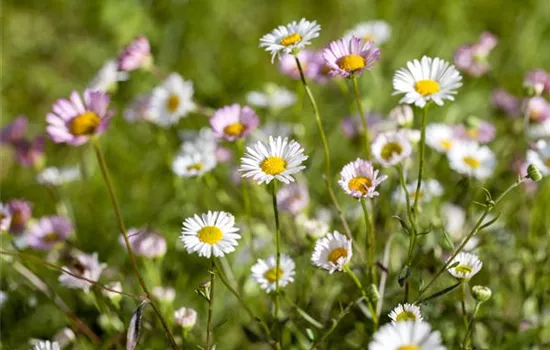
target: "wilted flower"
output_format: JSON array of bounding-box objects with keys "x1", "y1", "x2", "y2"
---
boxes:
[
  {"x1": 246, "y1": 83, "x2": 297, "y2": 110},
  {"x1": 277, "y1": 182, "x2": 309, "y2": 214},
  {"x1": 87, "y1": 59, "x2": 128, "y2": 92},
  {"x1": 343, "y1": 20, "x2": 391, "y2": 45},
  {"x1": 27, "y1": 216, "x2": 72, "y2": 250},
  {"x1": 123, "y1": 228, "x2": 167, "y2": 258},
  {"x1": 6, "y1": 199, "x2": 32, "y2": 235},
  {"x1": 148, "y1": 73, "x2": 195, "y2": 127},
  {"x1": 210, "y1": 104, "x2": 259, "y2": 141},
  {"x1": 174, "y1": 307, "x2": 198, "y2": 329},
  {"x1": 454, "y1": 32, "x2": 498, "y2": 77},
  {"x1": 259, "y1": 18, "x2": 321, "y2": 62},
  {"x1": 118, "y1": 35, "x2": 152, "y2": 71},
  {"x1": 369, "y1": 321, "x2": 446, "y2": 350},
  {"x1": 323, "y1": 36, "x2": 380, "y2": 78},
  {"x1": 311, "y1": 231, "x2": 352, "y2": 274},
  {"x1": 58, "y1": 252, "x2": 106, "y2": 293},
  {"x1": 37, "y1": 166, "x2": 81, "y2": 186},
  {"x1": 338, "y1": 158, "x2": 387, "y2": 198},
  {"x1": 448, "y1": 141, "x2": 496, "y2": 179},
  {"x1": 388, "y1": 303, "x2": 423, "y2": 323},
  {"x1": 251, "y1": 254, "x2": 296, "y2": 292}
]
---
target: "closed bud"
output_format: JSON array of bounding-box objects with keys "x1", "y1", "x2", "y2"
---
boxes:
[
  {"x1": 527, "y1": 163, "x2": 543, "y2": 181},
  {"x1": 472, "y1": 285, "x2": 492, "y2": 303}
]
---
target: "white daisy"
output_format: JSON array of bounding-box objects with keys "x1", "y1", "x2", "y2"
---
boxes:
[
  {"x1": 148, "y1": 73, "x2": 195, "y2": 127},
  {"x1": 311, "y1": 231, "x2": 352, "y2": 274},
  {"x1": 259, "y1": 18, "x2": 321, "y2": 62},
  {"x1": 369, "y1": 321, "x2": 446, "y2": 350},
  {"x1": 33, "y1": 340, "x2": 61, "y2": 350},
  {"x1": 344, "y1": 20, "x2": 392, "y2": 45},
  {"x1": 36, "y1": 166, "x2": 81, "y2": 186},
  {"x1": 527, "y1": 119, "x2": 550, "y2": 140},
  {"x1": 392, "y1": 179, "x2": 443, "y2": 205},
  {"x1": 239, "y1": 136, "x2": 308, "y2": 185},
  {"x1": 388, "y1": 303, "x2": 423, "y2": 323},
  {"x1": 338, "y1": 158, "x2": 388, "y2": 198},
  {"x1": 447, "y1": 141, "x2": 496, "y2": 179},
  {"x1": 447, "y1": 252, "x2": 483, "y2": 280},
  {"x1": 181, "y1": 211, "x2": 241, "y2": 258},
  {"x1": 58, "y1": 252, "x2": 106, "y2": 293},
  {"x1": 393, "y1": 56, "x2": 462, "y2": 108},
  {"x1": 172, "y1": 148, "x2": 217, "y2": 178},
  {"x1": 87, "y1": 59, "x2": 128, "y2": 92},
  {"x1": 246, "y1": 83, "x2": 297, "y2": 110},
  {"x1": 426, "y1": 123, "x2": 457, "y2": 153},
  {"x1": 251, "y1": 254, "x2": 296, "y2": 293},
  {"x1": 526, "y1": 140, "x2": 550, "y2": 176},
  {"x1": 372, "y1": 130, "x2": 413, "y2": 167}
]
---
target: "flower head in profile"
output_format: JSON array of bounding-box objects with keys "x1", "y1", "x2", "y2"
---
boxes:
[
  {"x1": 277, "y1": 182, "x2": 309, "y2": 214},
  {"x1": 87, "y1": 59, "x2": 128, "y2": 92},
  {"x1": 426, "y1": 123, "x2": 458, "y2": 153},
  {"x1": 240, "y1": 136, "x2": 308, "y2": 185},
  {"x1": 0, "y1": 115, "x2": 27, "y2": 144},
  {"x1": 454, "y1": 32, "x2": 498, "y2": 77},
  {"x1": 251, "y1": 254, "x2": 296, "y2": 292},
  {"x1": 447, "y1": 252, "x2": 483, "y2": 280},
  {"x1": 393, "y1": 56, "x2": 462, "y2": 108},
  {"x1": 118, "y1": 35, "x2": 152, "y2": 71},
  {"x1": 454, "y1": 119, "x2": 496, "y2": 144},
  {"x1": 448, "y1": 142, "x2": 496, "y2": 179},
  {"x1": 148, "y1": 73, "x2": 195, "y2": 127},
  {"x1": 59, "y1": 252, "x2": 106, "y2": 292},
  {"x1": 246, "y1": 83, "x2": 297, "y2": 110},
  {"x1": 37, "y1": 166, "x2": 81, "y2": 186},
  {"x1": 210, "y1": 104, "x2": 259, "y2": 141},
  {"x1": 174, "y1": 307, "x2": 198, "y2": 329},
  {"x1": 0, "y1": 204, "x2": 12, "y2": 232},
  {"x1": 33, "y1": 340, "x2": 61, "y2": 350},
  {"x1": 123, "y1": 228, "x2": 167, "y2": 258},
  {"x1": 46, "y1": 89, "x2": 113, "y2": 146},
  {"x1": 344, "y1": 20, "x2": 391, "y2": 45},
  {"x1": 6, "y1": 199, "x2": 32, "y2": 235},
  {"x1": 260, "y1": 18, "x2": 321, "y2": 62},
  {"x1": 369, "y1": 321, "x2": 446, "y2": 350},
  {"x1": 323, "y1": 36, "x2": 380, "y2": 78},
  {"x1": 526, "y1": 140, "x2": 550, "y2": 176},
  {"x1": 388, "y1": 303, "x2": 423, "y2": 324},
  {"x1": 27, "y1": 216, "x2": 72, "y2": 250},
  {"x1": 311, "y1": 231, "x2": 352, "y2": 274},
  {"x1": 181, "y1": 211, "x2": 241, "y2": 258},
  {"x1": 338, "y1": 158, "x2": 388, "y2": 199},
  {"x1": 372, "y1": 130, "x2": 413, "y2": 167}
]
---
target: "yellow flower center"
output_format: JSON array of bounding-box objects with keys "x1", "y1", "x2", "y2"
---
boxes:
[
  {"x1": 463, "y1": 156, "x2": 481, "y2": 169},
  {"x1": 167, "y1": 94, "x2": 180, "y2": 112},
  {"x1": 414, "y1": 79, "x2": 440, "y2": 96},
  {"x1": 409, "y1": 191, "x2": 424, "y2": 200},
  {"x1": 260, "y1": 157, "x2": 286, "y2": 175},
  {"x1": 42, "y1": 232, "x2": 60, "y2": 243},
  {"x1": 380, "y1": 142, "x2": 403, "y2": 160},
  {"x1": 396, "y1": 310, "x2": 418, "y2": 322},
  {"x1": 327, "y1": 247, "x2": 348, "y2": 264},
  {"x1": 363, "y1": 34, "x2": 374, "y2": 42},
  {"x1": 68, "y1": 112, "x2": 101, "y2": 136},
  {"x1": 264, "y1": 267, "x2": 284, "y2": 282},
  {"x1": 440, "y1": 139, "x2": 453, "y2": 150},
  {"x1": 348, "y1": 176, "x2": 373, "y2": 194},
  {"x1": 545, "y1": 158, "x2": 550, "y2": 167},
  {"x1": 336, "y1": 54, "x2": 366, "y2": 72},
  {"x1": 187, "y1": 163, "x2": 204, "y2": 172},
  {"x1": 11, "y1": 212, "x2": 23, "y2": 226},
  {"x1": 197, "y1": 226, "x2": 223, "y2": 244},
  {"x1": 467, "y1": 128, "x2": 480, "y2": 139},
  {"x1": 280, "y1": 33, "x2": 302, "y2": 46},
  {"x1": 223, "y1": 122, "x2": 246, "y2": 137},
  {"x1": 455, "y1": 265, "x2": 473, "y2": 275},
  {"x1": 397, "y1": 346, "x2": 420, "y2": 350}
]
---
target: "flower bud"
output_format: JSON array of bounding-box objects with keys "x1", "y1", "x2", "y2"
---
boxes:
[
  {"x1": 174, "y1": 307, "x2": 198, "y2": 329},
  {"x1": 527, "y1": 163, "x2": 543, "y2": 181},
  {"x1": 472, "y1": 285, "x2": 492, "y2": 303}
]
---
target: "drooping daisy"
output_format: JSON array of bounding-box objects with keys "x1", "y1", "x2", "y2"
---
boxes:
[
  {"x1": 59, "y1": 252, "x2": 106, "y2": 292},
  {"x1": 239, "y1": 136, "x2": 308, "y2": 185},
  {"x1": 181, "y1": 211, "x2": 241, "y2": 258},
  {"x1": 87, "y1": 59, "x2": 128, "y2": 92},
  {"x1": 369, "y1": 321, "x2": 446, "y2": 350},
  {"x1": 210, "y1": 104, "x2": 259, "y2": 141},
  {"x1": 338, "y1": 158, "x2": 388, "y2": 199},
  {"x1": 37, "y1": 166, "x2": 81, "y2": 186},
  {"x1": 259, "y1": 18, "x2": 321, "y2": 63},
  {"x1": 311, "y1": 231, "x2": 352, "y2": 274},
  {"x1": 172, "y1": 149, "x2": 217, "y2": 178},
  {"x1": 454, "y1": 32, "x2": 498, "y2": 77},
  {"x1": 426, "y1": 124, "x2": 457, "y2": 153},
  {"x1": 148, "y1": 73, "x2": 195, "y2": 127},
  {"x1": 323, "y1": 36, "x2": 380, "y2": 78},
  {"x1": 174, "y1": 307, "x2": 198, "y2": 329},
  {"x1": 277, "y1": 181, "x2": 309, "y2": 214},
  {"x1": 447, "y1": 252, "x2": 483, "y2": 280},
  {"x1": 526, "y1": 140, "x2": 550, "y2": 176},
  {"x1": 117, "y1": 35, "x2": 152, "y2": 72},
  {"x1": 388, "y1": 303, "x2": 423, "y2": 323},
  {"x1": 448, "y1": 142, "x2": 496, "y2": 179},
  {"x1": 122, "y1": 228, "x2": 167, "y2": 258},
  {"x1": 6, "y1": 199, "x2": 32, "y2": 235},
  {"x1": 392, "y1": 179, "x2": 443, "y2": 205},
  {"x1": 33, "y1": 340, "x2": 61, "y2": 350},
  {"x1": 46, "y1": 89, "x2": 113, "y2": 146},
  {"x1": 393, "y1": 56, "x2": 462, "y2": 108},
  {"x1": 246, "y1": 83, "x2": 297, "y2": 110},
  {"x1": 251, "y1": 254, "x2": 296, "y2": 292},
  {"x1": 372, "y1": 130, "x2": 413, "y2": 167},
  {"x1": 454, "y1": 119, "x2": 496, "y2": 143},
  {"x1": 0, "y1": 204, "x2": 12, "y2": 232},
  {"x1": 343, "y1": 20, "x2": 392, "y2": 45},
  {"x1": 27, "y1": 216, "x2": 72, "y2": 250}
]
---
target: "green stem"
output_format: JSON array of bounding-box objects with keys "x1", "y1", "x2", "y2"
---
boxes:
[
  {"x1": 238, "y1": 140, "x2": 255, "y2": 257},
  {"x1": 360, "y1": 199, "x2": 375, "y2": 283},
  {"x1": 284, "y1": 294, "x2": 323, "y2": 329},
  {"x1": 352, "y1": 76, "x2": 371, "y2": 159},
  {"x1": 91, "y1": 139, "x2": 178, "y2": 350},
  {"x1": 206, "y1": 258, "x2": 215, "y2": 350},
  {"x1": 461, "y1": 283, "x2": 469, "y2": 328},
  {"x1": 412, "y1": 104, "x2": 429, "y2": 217},
  {"x1": 270, "y1": 182, "x2": 281, "y2": 321},
  {"x1": 463, "y1": 302, "x2": 481, "y2": 349},
  {"x1": 343, "y1": 265, "x2": 379, "y2": 330}
]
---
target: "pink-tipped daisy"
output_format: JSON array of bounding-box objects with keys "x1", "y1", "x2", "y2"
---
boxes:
[
  {"x1": 27, "y1": 216, "x2": 72, "y2": 251},
  {"x1": 338, "y1": 158, "x2": 388, "y2": 198},
  {"x1": 118, "y1": 35, "x2": 153, "y2": 72},
  {"x1": 210, "y1": 104, "x2": 260, "y2": 142},
  {"x1": 323, "y1": 36, "x2": 380, "y2": 78},
  {"x1": 46, "y1": 89, "x2": 113, "y2": 146}
]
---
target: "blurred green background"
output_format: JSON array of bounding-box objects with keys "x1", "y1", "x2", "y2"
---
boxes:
[{"x1": 1, "y1": 0, "x2": 550, "y2": 349}]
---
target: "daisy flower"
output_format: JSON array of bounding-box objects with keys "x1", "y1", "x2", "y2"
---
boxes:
[
  {"x1": 372, "y1": 130, "x2": 413, "y2": 167},
  {"x1": 447, "y1": 252, "x2": 483, "y2": 280},
  {"x1": 122, "y1": 228, "x2": 167, "y2": 258},
  {"x1": 172, "y1": 148, "x2": 217, "y2": 178},
  {"x1": 454, "y1": 119, "x2": 496, "y2": 143},
  {"x1": 59, "y1": 252, "x2": 106, "y2": 292},
  {"x1": 6, "y1": 199, "x2": 32, "y2": 235},
  {"x1": 174, "y1": 307, "x2": 198, "y2": 329},
  {"x1": 0, "y1": 115, "x2": 27, "y2": 144},
  {"x1": 343, "y1": 20, "x2": 392, "y2": 45},
  {"x1": 27, "y1": 216, "x2": 72, "y2": 250},
  {"x1": 524, "y1": 69, "x2": 550, "y2": 96},
  {"x1": 311, "y1": 231, "x2": 352, "y2": 274},
  {"x1": 0, "y1": 204, "x2": 12, "y2": 232},
  {"x1": 46, "y1": 89, "x2": 113, "y2": 146},
  {"x1": 117, "y1": 35, "x2": 152, "y2": 71},
  {"x1": 392, "y1": 179, "x2": 443, "y2": 205},
  {"x1": 338, "y1": 158, "x2": 388, "y2": 199},
  {"x1": 526, "y1": 141, "x2": 550, "y2": 176},
  {"x1": 148, "y1": 73, "x2": 195, "y2": 127},
  {"x1": 259, "y1": 18, "x2": 321, "y2": 63},
  {"x1": 239, "y1": 136, "x2": 308, "y2": 185},
  {"x1": 251, "y1": 254, "x2": 296, "y2": 293},
  {"x1": 448, "y1": 142, "x2": 496, "y2": 179},
  {"x1": 246, "y1": 83, "x2": 297, "y2": 110},
  {"x1": 393, "y1": 56, "x2": 462, "y2": 108},
  {"x1": 388, "y1": 303, "x2": 423, "y2": 323},
  {"x1": 37, "y1": 166, "x2": 81, "y2": 186},
  {"x1": 181, "y1": 211, "x2": 241, "y2": 258},
  {"x1": 454, "y1": 32, "x2": 498, "y2": 77},
  {"x1": 426, "y1": 124, "x2": 457, "y2": 153},
  {"x1": 277, "y1": 181, "x2": 309, "y2": 214},
  {"x1": 369, "y1": 321, "x2": 446, "y2": 350},
  {"x1": 323, "y1": 36, "x2": 380, "y2": 78},
  {"x1": 210, "y1": 104, "x2": 259, "y2": 141},
  {"x1": 87, "y1": 59, "x2": 128, "y2": 92},
  {"x1": 33, "y1": 340, "x2": 61, "y2": 350}
]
